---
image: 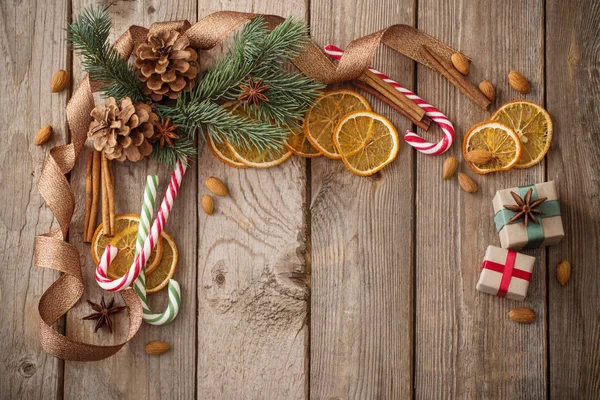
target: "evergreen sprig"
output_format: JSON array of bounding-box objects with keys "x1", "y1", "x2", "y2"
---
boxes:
[
  {"x1": 163, "y1": 17, "x2": 323, "y2": 158},
  {"x1": 67, "y1": 7, "x2": 147, "y2": 102}
]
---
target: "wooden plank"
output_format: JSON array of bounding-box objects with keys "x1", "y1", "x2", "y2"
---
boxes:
[
  {"x1": 546, "y1": 0, "x2": 600, "y2": 397},
  {"x1": 415, "y1": 1, "x2": 547, "y2": 397},
  {"x1": 309, "y1": 1, "x2": 416, "y2": 398},
  {"x1": 63, "y1": 1, "x2": 198, "y2": 399},
  {"x1": 0, "y1": 0, "x2": 69, "y2": 398},
  {"x1": 195, "y1": 2, "x2": 310, "y2": 399}
]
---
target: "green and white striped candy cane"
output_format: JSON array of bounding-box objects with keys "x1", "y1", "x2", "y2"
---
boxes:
[{"x1": 133, "y1": 175, "x2": 181, "y2": 325}]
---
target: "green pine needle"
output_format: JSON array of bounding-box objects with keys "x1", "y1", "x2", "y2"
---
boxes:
[{"x1": 67, "y1": 7, "x2": 147, "y2": 102}]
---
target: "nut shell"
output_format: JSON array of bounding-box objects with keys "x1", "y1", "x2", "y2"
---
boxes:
[
  {"x1": 205, "y1": 177, "x2": 228, "y2": 196},
  {"x1": 442, "y1": 156, "x2": 458, "y2": 180},
  {"x1": 509, "y1": 307, "x2": 536, "y2": 324},
  {"x1": 556, "y1": 260, "x2": 571, "y2": 286},
  {"x1": 202, "y1": 194, "x2": 214, "y2": 215},
  {"x1": 478, "y1": 80, "x2": 496, "y2": 103},
  {"x1": 50, "y1": 69, "x2": 70, "y2": 93},
  {"x1": 145, "y1": 340, "x2": 171, "y2": 355},
  {"x1": 457, "y1": 172, "x2": 478, "y2": 193},
  {"x1": 451, "y1": 53, "x2": 470, "y2": 75},
  {"x1": 508, "y1": 70, "x2": 531, "y2": 94},
  {"x1": 465, "y1": 149, "x2": 493, "y2": 165},
  {"x1": 35, "y1": 125, "x2": 53, "y2": 145}
]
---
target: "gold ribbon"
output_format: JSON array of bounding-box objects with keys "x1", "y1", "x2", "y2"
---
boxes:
[{"x1": 34, "y1": 11, "x2": 461, "y2": 361}]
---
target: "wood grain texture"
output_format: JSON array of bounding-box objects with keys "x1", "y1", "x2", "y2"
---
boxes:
[
  {"x1": 546, "y1": 0, "x2": 600, "y2": 397},
  {"x1": 63, "y1": 1, "x2": 198, "y2": 399},
  {"x1": 196, "y1": 2, "x2": 310, "y2": 399},
  {"x1": 0, "y1": 0, "x2": 69, "y2": 398},
  {"x1": 309, "y1": 1, "x2": 416, "y2": 398},
  {"x1": 415, "y1": 0, "x2": 547, "y2": 397}
]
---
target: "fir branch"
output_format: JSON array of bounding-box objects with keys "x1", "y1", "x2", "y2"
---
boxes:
[
  {"x1": 190, "y1": 17, "x2": 269, "y2": 103},
  {"x1": 67, "y1": 7, "x2": 147, "y2": 102},
  {"x1": 166, "y1": 16, "x2": 323, "y2": 154},
  {"x1": 239, "y1": 70, "x2": 323, "y2": 126},
  {"x1": 173, "y1": 100, "x2": 289, "y2": 153},
  {"x1": 191, "y1": 16, "x2": 318, "y2": 104}
]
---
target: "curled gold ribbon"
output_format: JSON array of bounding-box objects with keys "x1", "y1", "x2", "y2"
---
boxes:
[{"x1": 34, "y1": 11, "x2": 461, "y2": 361}]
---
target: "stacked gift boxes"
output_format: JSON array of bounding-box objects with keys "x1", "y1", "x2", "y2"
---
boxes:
[{"x1": 476, "y1": 181, "x2": 564, "y2": 301}]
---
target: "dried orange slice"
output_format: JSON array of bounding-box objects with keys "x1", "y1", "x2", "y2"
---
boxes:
[
  {"x1": 463, "y1": 121, "x2": 522, "y2": 174},
  {"x1": 305, "y1": 89, "x2": 371, "y2": 159},
  {"x1": 333, "y1": 111, "x2": 399, "y2": 176},
  {"x1": 91, "y1": 214, "x2": 163, "y2": 280},
  {"x1": 227, "y1": 141, "x2": 292, "y2": 168},
  {"x1": 145, "y1": 231, "x2": 178, "y2": 294},
  {"x1": 491, "y1": 100, "x2": 552, "y2": 168},
  {"x1": 285, "y1": 123, "x2": 322, "y2": 158},
  {"x1": 206, "y1": 133, "x2": 248, "y2": 169}
]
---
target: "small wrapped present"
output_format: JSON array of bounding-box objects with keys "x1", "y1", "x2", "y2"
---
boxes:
[
  {"x1": 492, "y1": 181, "x2": 564, "y2": 250},
  {"x1": 476, "y1": 245, "x2": 535, "y2": 301}
]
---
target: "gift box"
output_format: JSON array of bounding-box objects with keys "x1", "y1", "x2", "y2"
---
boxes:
[
  {"x1": 492, "y1": 181, "x2": 564, "y2": 250},
  {"x1": 476, "y1": 245, "x2": 535, "y2": 301}
]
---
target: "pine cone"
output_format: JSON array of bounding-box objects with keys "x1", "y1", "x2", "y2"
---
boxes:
[
  {"x1": 87, "y1": 97, "x2": 157, "y2": 162},
  {"x1": 133, "y1": 30, "x2": 200, "y2": 101}
]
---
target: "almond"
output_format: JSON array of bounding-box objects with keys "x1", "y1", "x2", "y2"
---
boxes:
[
  {"x1": 50, "y1": 69, "x2": 70, "y2": 93},
  {"x1": 145, "y1": 340, "x2": 171, "y2": 355},
  {"x1": 202, "y1": 194, "x2": 214, "y2": 215},
  {"x1": 451, "y1": 52, "x2": 470, "y2": 75},
  {"x1": 465, "y1": 149, "x2": 493, "y2": 164},
  {"x1": 556, "y1": 260, "x2": 571, "y2": 286},
  {"x1": 442, "y1": 156, "x2": 458, "y2": 180},
  {"x1": 508, "y1": 307, "x2": 536, "y2": 324},
  {"x1": 457, "y1": 172, "x2": 478, "y2": 193},
  {"x1": 205, "y1": 177, "x2": 228, "y2": 196},
  {"x1": 508, "y1": 70, "x2": 530, "y2": 94},
  {"x1": 35, "y1": 125, "x2": 53, "y2": 145},
  {"x1": 478, "y1": 80, "x2": 495, "y2": 103}
]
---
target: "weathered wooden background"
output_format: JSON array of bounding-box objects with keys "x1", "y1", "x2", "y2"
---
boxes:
[{"x1": 1, "y1": 0, "x2": 599, "y2": 398}]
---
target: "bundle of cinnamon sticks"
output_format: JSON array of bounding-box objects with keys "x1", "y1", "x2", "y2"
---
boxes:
[
  {"x1": 350, "y1": 71, "x2": 432, "y2": 131},
  {"x1": 83, "y1": 151, "x2": 115, "y2": 242},
  {"x1": 350, "y1": 46, "x2": 490, "y2": 127}
]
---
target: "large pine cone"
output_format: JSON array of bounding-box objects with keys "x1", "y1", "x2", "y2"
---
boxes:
[
  {"x1": 134, "y1": 31, "x2": 200, "y2": 101},
  {"x1": 87, "y1": 97, "x2": 157, "y2": 162}
]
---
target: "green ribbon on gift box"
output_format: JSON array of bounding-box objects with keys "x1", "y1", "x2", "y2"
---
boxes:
[{"x1": 494, "y1": 184, "x2": 561, "y2": 249}]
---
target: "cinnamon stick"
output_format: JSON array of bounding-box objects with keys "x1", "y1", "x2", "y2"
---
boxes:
[
  {"x1": 351, "y1": 80, "x2": 432, "y2": 131},
  {"x1": 421, "y1": 46, "x2": 491, "y2": 110},
  {"x1": 86, "y1": 151, "x2": 101, "y2": 242},
  {"x1": 361, "y1": 70, "x2": 426, "y2": 121},
  {"x1": 106, "y1": 158, "x2": 115, "y2": 235},
  {"x1": 101, "y1": 154, "x2": 111, "y2": 237},
  {"x1": 83, "y1": 152, "x2": 93, "y2": 242}
]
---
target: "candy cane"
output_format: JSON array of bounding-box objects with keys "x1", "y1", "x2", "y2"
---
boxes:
[
  {"x1": 324, "y1": 44, "x2": 455, "y2": 155},
  {"x1": 96, "y1": 159, "x2": 187, "y2": 291},
  {"x1": 132, "y1": 175, "x2": 181, "y2": 325}
]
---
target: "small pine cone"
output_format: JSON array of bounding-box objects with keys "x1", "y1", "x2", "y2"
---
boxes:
[
  {"x1": 133, "y1": 30, "x2": 200, "y2": 101},
  {"x1": 87, "y1": 97, "x2": 157, "y2": 162}
]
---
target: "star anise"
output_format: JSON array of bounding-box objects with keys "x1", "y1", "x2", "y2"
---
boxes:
[
  {"x1": 152, "y1": 118, "x2": 180, "y2": 148},
  {"x1": 82, "y1": 295, "x2": 127, "y2": 334},
  {"x1": 238, "y1": 76, "x2": 269, "y2": 106},
  {"x1": 503, "y1": 188, "x2": 547, "y2": 227}
]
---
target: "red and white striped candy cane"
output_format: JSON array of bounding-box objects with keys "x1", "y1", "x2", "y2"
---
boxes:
[
  {"x1": 323, "y1": 44, "x2": 455, "y2": 155},
  {"x1": 95, "y1": 159, "x2": 187, "y2": 292}
]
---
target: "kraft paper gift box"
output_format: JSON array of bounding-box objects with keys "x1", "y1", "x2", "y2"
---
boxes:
[
  {"x1": 492, "y1": 181, "x2": 564, "y2": 250},
  {"x1": 476, "y1": 245, "x2": 535, "y2": 301}
]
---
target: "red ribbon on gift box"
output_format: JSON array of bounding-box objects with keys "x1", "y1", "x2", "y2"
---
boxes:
[{"x1": 482, "y1": 250, "x2": 531, "y2": 297}]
